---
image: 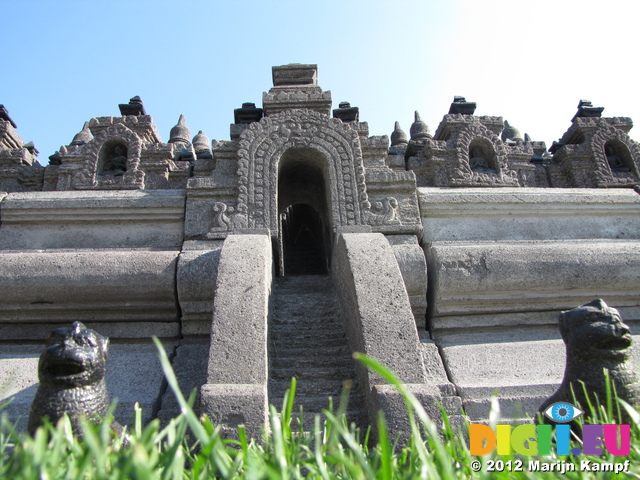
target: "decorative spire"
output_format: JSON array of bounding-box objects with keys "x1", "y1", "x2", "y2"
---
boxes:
[
  {"x1": 169, "y1": 114, "x2": 191, "y2": 144},
  {"x1": 118, "y1": 96, "x2": 146, "y2": 116},
  {"x1": 192, "y1": 130, "x2": 213, "y2": 159},
  {"x1": 70, "y1": 122, "x2": 93, "y2": 146},
  {"x1": 571, "y1": 99, "x2": 604, "y2": 122},
  {"x1": 390, "y1": 121, "x2": 408, "y2": 146},
  {"x1": 501, "y1": 120, "x2": 523, "y2": 143},
  {"x1": 410, "y1": 111, "x2": 430, "y2": 140},
  {"x1": 448, "y1": 96, "x2": 476, "y2": 115}
]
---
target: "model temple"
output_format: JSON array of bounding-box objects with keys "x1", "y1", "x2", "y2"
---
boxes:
[{"x1": 1, "y1": 64, "x2": 639, "y2": 437}]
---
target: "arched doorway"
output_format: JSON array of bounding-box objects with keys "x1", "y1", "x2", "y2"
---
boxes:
[{"x1": 277, "y1": 148, "x2": 330, "y2": 275}]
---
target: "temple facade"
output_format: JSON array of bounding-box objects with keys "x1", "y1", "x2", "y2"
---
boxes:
[{"x1": 1, "y1": 64, "x2": 639, "y2": 437}]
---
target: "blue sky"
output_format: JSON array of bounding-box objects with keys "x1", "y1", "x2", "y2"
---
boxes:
[{"x1": 2, "y1": 0, "x2": 639, "y2": 164}]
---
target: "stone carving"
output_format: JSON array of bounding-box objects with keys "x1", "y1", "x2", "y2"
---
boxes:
[
  {"x1": 72, "y1": 122, "x2": 144, "y2": 189},
  {"x1": 236, "y1": 108, "x2": 372, "y2": 231},
  {"x1": 605, "y1": 145, "x2": 628, "y2": 172},
  {"x1": 469, "y1": 146, "x2": 494, "y2": 173},
  {"x1": 103, "y1": 144, "x2": 128, "y2": 175},
  {"x1": 538, "y1": 299, "x2": 640, "y2": 424},
  {"x1": 363, "y1": 197, "x2": 400, "y2": 225},
  {"x1": 28, "y1": 322, "x2": 125, "y2": 438},
  {"x1": 210, "y1": 202, "x2": 248, "y2": 231},
  {"x1": 501, "y1": 120, "x2": 523, "y2": 144}
]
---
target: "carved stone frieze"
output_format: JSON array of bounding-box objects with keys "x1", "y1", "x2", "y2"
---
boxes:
[
  {"x1": 43, "y1": 116, "x2": 193, "y2": 191},
  {"x1": 407, "y1": 114, "x2": 530, "y2": 187},
  {"x1": 548, "y1": 117, "x2": 640, "y2": 188},
  {"x1": 236, "y1": 109, "x2": 370, "y2": 232}
]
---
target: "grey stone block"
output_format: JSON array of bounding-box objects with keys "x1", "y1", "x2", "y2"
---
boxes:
[
  {"x1": 157, "y1": 341, "x2": 209, "y2": 423},
  {"x1": 371, "y1": 383, "x2": 444, "y2": 443},
  {"x1": 387, "y1": 235, "x2": 427, "y2": 327},
  {"x1": 0, "y1": 321, "x2": 179, "y2": 341},
  {"x1": 206, "y1": 234, "x2": 272, "y2": 385},
  {"x1": 200, "y1": 383, "x2": 267, "y2": 440},
  {"x1": 332, "y1": 233, "x2": 427, "y2": 385},
  {"x1": 177, "y1": 240, "x2": 224, "y2": 336},
  {"x1": 0, "y1": 250, "x2": 180, "y2": 328},
  {"x1": 419, "y1": 187, "x2": 640, "y2": 243},
  {"x1": 0, "y1": 190, "x2": 186, "y2": 250},
  {"x1": 201, "y1": 234, "x2": 272, "y2": 438},
  {"x1": 428, "y1": 240, "x2": 640, "y2": 322}
]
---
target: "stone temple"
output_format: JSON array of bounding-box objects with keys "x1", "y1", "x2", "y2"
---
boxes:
[{"x1": 1, "y1": 64, "x2": 639, "y2": 437}]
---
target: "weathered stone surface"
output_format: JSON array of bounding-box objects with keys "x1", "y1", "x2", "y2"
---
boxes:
[
  {"x1": 0, "y1": 250, "x2": 179, "y2": 328},
  {"x1": 437, "y1": 328, "x2": 565, "y2": 421},
  {"x1": 201, "y1": 384, "x2": 267, "y2": 440},
  {"x1": 206, "y1": 234, "x2": 272, "y2": 384},
  {"x1": 386, "y1": 235, "x2": 427, "y2": 327},
  {"x1": 157, "y1": 341, "x2": 209, "y2": 424},
  {"x1": 428, "y1": 241, "x2": 640, "y2": 325},
  {"x1": 419, "y1": 187, "x2": 640, "y2": 244},
  {"x1": 0, "y1": 190, "x2": 185, "y2": 249},
  {"x1": 0, "y1": 322, "x2": 179, "y2": 341},
  {"x1": 177, "y1": 240, "x2": 224, "y2": 336},
  {"x1": 332, "y1": 232, "x2": 454, "y2": 437},
  {"x1": 408, "y1": 113, "x2": 549, "y2": 188},
  {"x1": 268, "y1": 275, "x2": 368, "y2": 431},
  {"x1": 272, "y1": 64, "x2": 317, "y2": 86},
  {"x1": 333, "y1": 233, "x2": 427, "y2": 385},
  {"x1": 548, "y1": 114, "x2": 639, "y2": 188},
  {"x1": 201, "y1": 234, "x2": 271, "y2": 438}
]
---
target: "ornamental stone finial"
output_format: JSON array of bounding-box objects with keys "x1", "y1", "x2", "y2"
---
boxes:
[
  {"x1": 169, "y1": 114, "x2": 191, "y2": 144},
  {"x1": 70, "y1": 122, "x2": 93, "y2": 146},
  {"x1": 391, "y1": 121, "x2": 408, "y2": 146},
  {"x1": 501, "y1": 120, "x2": 523, "y2": 143},
  {"x1": 410, "y1": 111, "x2": 430, "y2": 140},
  {"x1": 193, "y1": 130, "x2": 213, "y2": 159},
  {"x1": 118, "y1": 96, "x2": 146, "y2": 116},
  {"x1": 448, "y1": 96, "x2": 476, "y2": 115}
]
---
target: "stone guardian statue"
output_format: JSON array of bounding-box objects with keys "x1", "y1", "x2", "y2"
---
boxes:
[
  {"x1": 538, "y1": 299, "x2": 640, "y2": 424},
  {"x1": 28, "y1": 322, "x2": 125, "y2": 438}
]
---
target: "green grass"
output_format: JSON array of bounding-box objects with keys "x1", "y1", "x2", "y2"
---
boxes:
[{"x1": 1, "y1": 339, "x2": 639, "y2": 479}]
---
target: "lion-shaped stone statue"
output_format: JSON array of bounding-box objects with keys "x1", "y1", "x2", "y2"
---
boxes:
[
  {"x1": 28, "y1": 322, "x2": 125, "y2": 439},
  {"x1": 538, "y1": 299, "x2": 640, "y2": 424}
]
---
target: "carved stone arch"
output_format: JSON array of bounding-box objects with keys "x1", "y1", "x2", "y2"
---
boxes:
[
  {"x1": 236, "y1": 109, "x2": 370, "y2": 232},
  {"x1": 590, "y1": 125, "x2": 640, "y2": 178},
  {"x1": 75, "y1": 123, "x2": 144, "y2": 188},
  {"x1": 455, "y1": 125, "x2": 508, "y2": 174}
]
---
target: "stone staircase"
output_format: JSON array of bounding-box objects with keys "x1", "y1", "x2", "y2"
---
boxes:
[{"x1": 268, "y1": 275, "x2": 368, "y2": 431}]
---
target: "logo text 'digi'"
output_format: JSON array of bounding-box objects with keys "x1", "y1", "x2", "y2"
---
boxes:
[{"x1": 469, "y1": 424, "x2": 630, "y2": 456}]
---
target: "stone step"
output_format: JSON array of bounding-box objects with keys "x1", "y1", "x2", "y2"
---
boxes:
[
  {"x1": 270, "y1": 344, "x2": 353, "y2": 358},
  {"x1": 269, "y1": 274, "x2": 368, "y2": 432},
  {"x1": 271, "y1": 393, "x2": 367, "y2": 413},
  {"x1": 269, "y1": 333, "x2": 347, "y2": 348},
  {"x1": 269, "y1": 378, "x2": 361, "y2": 398},
  {"x1": 269, "y1": 324, "x2": 345, "y2": 336},
  {"x1": 270, "y1": 365, "x2": 355, "y2": 382},
  {"x1": 271, "y1": 354, "x2": 353, "y2": 369},
  {"x1": 272, "y1": 275, "x2": 332, "y2": 293}
]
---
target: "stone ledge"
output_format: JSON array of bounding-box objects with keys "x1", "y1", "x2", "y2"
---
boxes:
[
  {"x1": 0, "y1": 190, "x2": 186, "y2": 249},
  {"x1": 419, "y1": 187, "x2": 640, "y2": 243}
]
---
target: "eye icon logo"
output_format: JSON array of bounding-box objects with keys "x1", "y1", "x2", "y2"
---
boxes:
[{"x1": 544, "y1": 402, "x2": 584, "y2": 423}]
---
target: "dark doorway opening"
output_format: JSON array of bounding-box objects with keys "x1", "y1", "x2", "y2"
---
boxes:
[
  {"x1": 277, "y1": 148, "x2": 330, "y2": 276},
  {"x1": 280, "y1": 204, "x2": 328, "y2": 275}
]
